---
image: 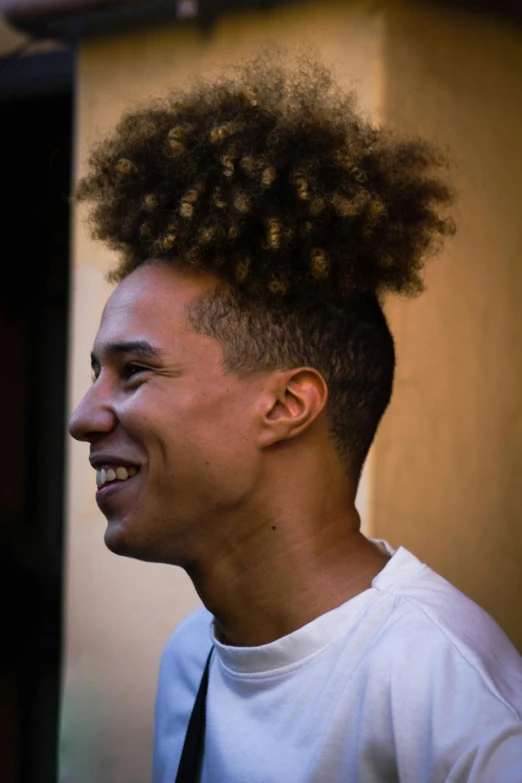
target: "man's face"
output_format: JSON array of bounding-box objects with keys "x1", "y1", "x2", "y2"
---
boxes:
[{"x1": 69, "y1": 261, "x2": 268, "y2": 565}]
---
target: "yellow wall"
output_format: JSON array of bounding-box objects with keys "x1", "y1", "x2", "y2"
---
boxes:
[
  {"x1": 372, "y1": 0, "x2": 522, "y2": 651},
  {"x1": 64, "y1": 0, "x2": 522, "y2": 779},
  {"x1": 64, "y1": 3, "x2": 382, "y2": 780}
]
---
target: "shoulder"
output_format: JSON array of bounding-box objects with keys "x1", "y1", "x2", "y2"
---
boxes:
[
  {"x1": 363, "y1": 547, "x2": 522, "y2": 779},
  {"x1": 372, "y1": 547, "x2": 522, "y2": 719}
]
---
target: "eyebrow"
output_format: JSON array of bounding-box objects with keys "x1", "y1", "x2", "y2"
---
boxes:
[{"x1": 90, "y1": 340, "x2": 165, "y2": 368}]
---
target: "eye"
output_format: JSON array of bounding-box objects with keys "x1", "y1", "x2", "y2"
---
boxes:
[{"x1": 123, "y1": 362, "x2": 146, "y2": 380}]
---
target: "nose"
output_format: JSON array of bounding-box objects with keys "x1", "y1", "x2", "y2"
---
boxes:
[{"x1": 68, "y1": 381, "x2": 118, "y2": 443}]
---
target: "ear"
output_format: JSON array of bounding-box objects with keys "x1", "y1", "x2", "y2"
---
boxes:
[{"x1": 256, "y1": 367, "x2": 329, "y2": 449}]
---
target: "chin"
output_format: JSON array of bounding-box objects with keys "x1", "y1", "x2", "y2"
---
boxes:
[
  {"x1": 103, "y1": 519, "x2": 174, "y2": 565},
  {"x1": 104, "y1": 520, "x2": 150, "y2": 561}
]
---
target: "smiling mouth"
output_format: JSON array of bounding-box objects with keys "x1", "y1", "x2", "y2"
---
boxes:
[{"x1": 96, "y1": 465, "x2": 139, "y2": 491}]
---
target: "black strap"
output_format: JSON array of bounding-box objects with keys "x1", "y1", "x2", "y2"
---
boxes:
[{"x1": 175, "y1": 646, "x2": 214, "y2": 783}]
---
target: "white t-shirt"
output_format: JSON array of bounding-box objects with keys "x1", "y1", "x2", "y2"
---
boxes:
[{"x1": 152, "y1": 541, "x2": 522, "y2": 782}]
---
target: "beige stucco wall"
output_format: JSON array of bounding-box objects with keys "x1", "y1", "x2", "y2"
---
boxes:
[
  {"x1": 62, "y1": 3, "x2": 382, "y2": 781},
  {"x1": 372, "y1": 0, "x2": 522, "y2": 652}
]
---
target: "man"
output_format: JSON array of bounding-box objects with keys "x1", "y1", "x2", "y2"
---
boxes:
[{"x1": 69, "y1": 55, "x2": 522, "y2": 781}]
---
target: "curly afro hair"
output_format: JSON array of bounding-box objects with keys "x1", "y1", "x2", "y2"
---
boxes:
[{"x1": 76, "y1": 51, "x2": 455, "y2": 479}]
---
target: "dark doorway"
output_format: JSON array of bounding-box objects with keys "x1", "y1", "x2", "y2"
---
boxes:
[{"x1": 0, "y1": 56, "x2": 72, "y2": 783}]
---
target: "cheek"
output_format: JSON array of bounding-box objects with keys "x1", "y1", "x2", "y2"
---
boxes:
[
  {"x1": 118, "y1": 383, "x2": 257, "y2": 493},
  {"x1": 175, "y1": 408, "x2": 255, "y2": 499},
  {"x1": 192, "y1": 390, "x2": 252, "y2": 455},
  {"x1": 116, "y1": 393, "x2": 174, "y2": 470},
  {"x1": 195, "y1": 408, "x2": 257, "y2": 490}
]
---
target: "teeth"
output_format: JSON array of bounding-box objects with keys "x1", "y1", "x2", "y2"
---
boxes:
[{"x1": 95, "y1": 465, "x2": 138, "y2": 487}]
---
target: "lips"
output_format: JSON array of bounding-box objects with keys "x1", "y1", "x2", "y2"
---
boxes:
[{"x1": 89, "y1": 447, "x2": 144, "y2": 520}]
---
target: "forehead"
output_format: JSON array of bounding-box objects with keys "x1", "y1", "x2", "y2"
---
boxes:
[{"x1": 96, "y1": 261, "x2": 218, "y2": 347}]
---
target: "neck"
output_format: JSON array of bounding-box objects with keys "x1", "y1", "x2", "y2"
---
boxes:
[{"x1": 187, "y1": 503, "x2": 390, "y2": 648}]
